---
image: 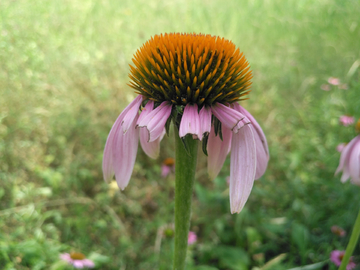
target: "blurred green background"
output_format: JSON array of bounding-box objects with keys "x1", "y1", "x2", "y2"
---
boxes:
[{"x1": 1, "y1": 0, "x2": 360, "y2": 269}]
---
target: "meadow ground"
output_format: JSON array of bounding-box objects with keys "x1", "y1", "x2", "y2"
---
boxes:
[{"x1": 1, "y1": 0, "x2": 360, "y2": 269}]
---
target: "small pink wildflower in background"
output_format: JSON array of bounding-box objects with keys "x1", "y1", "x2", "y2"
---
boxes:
[
  {"x1": 331, "y1": 225, "x2": 346, "y2": 237},
  {"x1": 328, "y1": 77, "x2": 340, "y2": 85},
  {"x1": 330, "y1": 250, "x2": 356, "y2": 269},
  {"x1": 337, "y1": 143, "x2": 347, "y2": 153},
  {"x1": 161, "y1": 157, "x2": 175, "y2": 178},
  {"x1": 321, "y1": 84, "x2": 331, "y2": 91},
  {"x1": 60, "y1": 252, "x2": 95, "y2": 269},
  {"x1": 339, "y1": 115, "x2": 355, "y2": 126},
  {"x1": 188, "y1": 231, "x2": 197, "y2": 245}
]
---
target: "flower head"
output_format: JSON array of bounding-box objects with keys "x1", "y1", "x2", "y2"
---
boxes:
[
  {"x1": 188, "y1": 231, "x2": 197, "y2": 245},
  {"x1": 330, "y1": 250, "x2": 356, "y2": 269},
  {"x1": 161, "y1": 157, "x2": 175, "y2": 177},
  {"x1": 336, "y1": 135, "x2": 360, "y2": 185},
  {"x1": 339, "y1": 115, "x2": 355, "y2": 126},
  {"x1": 60, "y1": 252, "x2": 95, "y2": 269},
  {"x1": 103, "y1": 33, "x2": 269, "y2": 213}
]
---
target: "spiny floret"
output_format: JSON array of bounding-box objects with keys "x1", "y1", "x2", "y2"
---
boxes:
[{"x1": 128, "y1": 33, "x2": 252, "y2": 106}]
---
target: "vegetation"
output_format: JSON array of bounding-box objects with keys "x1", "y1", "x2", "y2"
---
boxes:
[{"x1": 1, "y1": 0, "x2": 360, "y2": 269}]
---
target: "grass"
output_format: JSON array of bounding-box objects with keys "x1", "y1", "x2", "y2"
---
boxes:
[{"x1": 1, "y1": 0, "x2": 360, "y2": 269}]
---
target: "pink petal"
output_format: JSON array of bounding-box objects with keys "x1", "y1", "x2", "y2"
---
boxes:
[
  {"x1": 139, "y1": 128, "x2": 164, "y2": 159},
  {"x1": 137, "y1": 100, "x2": 154, "y2": 123},
  {"x1": 233, "y1": 103, "x2": 269, "y2": 179},
  {"x1": 211, "y1": 103, "x2": 248, "y2": 133},
  {"x1": 328, "y1": 77, "x2": 340, "y2": 85},
  {"x1": 335, "y1": 136, "x2": 359, "y2": 179},
  {"x1": 199, "y1": 106, "x2": 212, "y2": 140},
  {"x1": 207, "y1": 125, "x2": 232, "y2": 180},
  {"x1": 348, "y1": 137, "x2": 360, "y2": 185},
  {"x1": 179, "y1": 104, "x2": 201, "y2": 139},
  {"x1": 187, "y1": 231, "x2": 197, "y2": 245},
  {"x1": 229, "y1": 124, "x2": 256, "y2": 214},
  {"x1": 138, "y1": 101, "x2": 164, "y2": 159},
  {"x1": 339, "y1": 115, "x2": 355, "y2": 127},
  {"x1": 73, "y1": 260, "x2": 84, "y2": 268},
  {"x1": 82, "y1": 259, "x2": 95, "y2": 268},
  {"x1": 161, "y1": 164, "x2": 171, "y2": 178},
  {"x1": 137, "y1": 101, "x2": 172, "y2": 142},
  {"x1": 121, "y1": 96, "x2": 143, "y2": 133},
  {"x1": 102, "y1": 96, "x2": 143, "y2": 183},
  {"x1": 60, "y1": 253, "x2": 72, "y2": 262},
  {"x1": 114, "y1": 116, "x2": 139, "y2": 190}
]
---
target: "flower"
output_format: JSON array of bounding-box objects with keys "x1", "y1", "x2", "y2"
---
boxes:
[
  {"x1": 335, "y1": 135, "x2": 360, "y2": 185},
  {"x1": 328, "y1": 77, "x2": 340, "y2": 85},
  {"x1": 60, "y1": 252, "x2": 95, "y2": 269},
  {"x1": 339, "y1": 115, "x2": 355, "y2": 126},
  {"x1": 161, "y1": 157, "x2": 175, "y2": 177},
  {"x1": 188, "y1": 231, "x2": 197, "y2": 245},
  {"x1": 330, "y1": 250, "x2": 356, "y2": 269},
  {"x1": 331, "y1": 225, "x2": 346, "y2": 237},
  {"x1": 102, "y1": 33, "x2": 269, "y2": 213},
  {"x1": 337, "y1": 143, "x2": 347, "y2": 153}
]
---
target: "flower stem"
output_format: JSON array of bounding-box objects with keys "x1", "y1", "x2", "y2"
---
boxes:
[
  {"x1": 173, "y1": 126, "x2": 198, "y2": 270},
  {"x1": 339, "y1": 205, "x2": 360, "y2": 270}
]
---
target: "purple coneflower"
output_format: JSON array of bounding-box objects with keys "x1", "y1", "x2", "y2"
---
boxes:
[
  {"x1": 60, "y1": 252, "x2": 95, "y2": 269},
  {"x1": 339, "y1": 115, "x2": 355, "y2": 126},
  {"x1": 102, "y1": 33, "x2": 269, "y2": 214},
  {"x1": 336, "y1": 135, "x2": 360, "y2": 185},
  {"x1": 330, "y1": 250, "x2": 356, "y2": 270}
]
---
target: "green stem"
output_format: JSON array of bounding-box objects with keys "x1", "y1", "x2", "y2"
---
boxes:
[
  {"x1": 339, "y1": 206, "x2": 360, "y2": 270},
  {"x1": 173, "y1": 126, "x2": 198, "y2": 270}
]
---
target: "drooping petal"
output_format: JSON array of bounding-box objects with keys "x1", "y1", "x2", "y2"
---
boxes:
[
  {"x1": 137, "y1": 101, "x2": 172, "y2": 142},
  {"x1": 199, "y1": 106, "x2": 212, "y2": 140},
  {"x1": 207, "y1": 125, "x2": 232, "y2": 180},
  {"x1": 233, "y1": 103, "x2": 269, "y2": 179},
  {"x1": 229, "y1": 124, "x2": 256, "y2": 214},
  {"x1": 121, "y1": 95, "x2": 143, "y2": 133},
  {"x1": 211, "y1": 103, "x2": 248, "y2": 133},
  {"x1": 102, "y1": 95, "x2": 143, "y2": 183},
  {"x1": 179, "y1": 104, "x2": 201, "y2": 139},
  {"x1": 335, "y1": 135, "x2": 359, "y2": 179},
  {"x1": 137, "y1": 100, "x2": 164, "y2": 159},
  {"x1": 348, "y1": 136, "x2": 360, "y2": 185},
  {"x1": 114, "y1": 115, "x2": 139, "y2": 190},
  {"x1": 139, "y1": 127, "x2": 165, "y2": 159},
  {"x1": 137, "y1": 100, "x2": 154, "y2": 123}
]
